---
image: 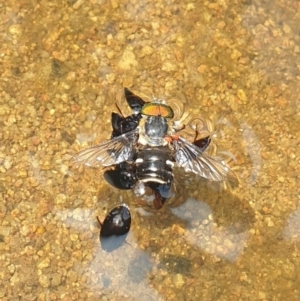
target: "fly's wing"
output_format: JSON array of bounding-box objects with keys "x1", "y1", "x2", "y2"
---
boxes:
[
  {"x1": 173, "y1": 136, "x2": 237, "y2": 182},
  {"x1": 70, "y1": 129, "x2": 139, "y2": 168}
]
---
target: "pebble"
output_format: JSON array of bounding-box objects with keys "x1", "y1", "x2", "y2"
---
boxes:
[
  {"x1": 141, "y1": 45, "x2": 154, "y2": 56},
  {"x1": 237, "y1": 89, "x2": 248, "y2": 102},
  {"x1": 10, "y1": 273, "x2": 19, "y2": 285},
  {"x1": 72, "y1": 208, "x2": 85, "y2": 221},
  {"x1": 172, "y1": 273, "x2": 185, "y2": 289},
  {"x1": 38, "y1": 258, "x2": 50, "y2": 269},
  {"x1": 231, "y1": 49, "x2": 242, "y2": 60},
  {"x1": 51, "y1": 273, "x2": 62, "y2": 286},
  {"x1": 20, "y1": 225, "x2": 30, "y2": 236},
  {"x1": 73, "y1": 0, "x2": 84, "y2": 9},
  {"x1": 8, "y1": 264, "x2": 16, "y2": 275},
  {"x1": 8, "y1": 24, "x2": 23, "y2": 35},
  {"x1": 3, "y1": 157, "x2": 12, "y2": 170},
  {"x1": 18, "y1": 170, "x2": 28, "y2": 178},
  {"x1": 55, "y1": 193, "x2": 67, "y2": 204},
  {"x1": 39, "y1": 275, "x2": 50, "y2": 288},
  {"x1": 118, "y1": 49, "x2": 138, "y2": 70},
  {"x1": 70, "y1": 234, "x2": 78, "y2": 242}
]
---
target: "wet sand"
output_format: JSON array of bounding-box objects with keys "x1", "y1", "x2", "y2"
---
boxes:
[{"x1": 0, "y1": 0, "x2": 300, "y2": 300}]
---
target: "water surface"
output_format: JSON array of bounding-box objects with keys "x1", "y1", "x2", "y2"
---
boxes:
[{"x1": 0, "y1": 0, "x2": 300, "y2": 300}]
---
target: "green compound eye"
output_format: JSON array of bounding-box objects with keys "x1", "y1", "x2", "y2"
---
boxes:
[{"x1": 141, "y1": 103, "x2": 174, "y2": 118}]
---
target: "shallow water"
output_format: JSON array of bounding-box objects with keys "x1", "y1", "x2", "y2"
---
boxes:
[{"x1": 1, "y1": 0, "x2": 300, "y2": 300}]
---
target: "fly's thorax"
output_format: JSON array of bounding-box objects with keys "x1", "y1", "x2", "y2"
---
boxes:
[{"x1": 138, "y1": 116, "x2": 171, "y2": 147}]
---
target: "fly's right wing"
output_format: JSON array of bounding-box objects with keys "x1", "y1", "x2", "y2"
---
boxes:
[
  {"x1": 70, "y1": 129, "x2": 139, "y2": 168},
  {"x1": 173, "y1": 136, "x2": 238, "y2": 183}
]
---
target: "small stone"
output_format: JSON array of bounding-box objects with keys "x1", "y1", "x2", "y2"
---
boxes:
[
  {"x1": 237, "y1": 89, "x2": 247, "y2": 102},
  {"x1": 106, "y1": 50, "x2": 115, "y2": 59},
  {"x1": 106, "y1": 73, "x2": 115, "y2": 84},
  {"x1": 258, "y1": 291, "x2": 266, "y2": 300},
  {"x1": 224, "y1": 239, "x2": 235, "y2": 250},
  {"x1": 20, "y1": 225, "x2": 30, "y2": 236},
  {"x1": 171, "y1": 224, "x2": 185, "y2": 235},
  {"x1": 38, "y1": 258, "x2": 50, "y2": 269},
  {"x1": 10, "y1": 272, "x2": 19, "y2": 285},
  {"x1": 37, "y1": 226, "x2": 45, "y2": 235},
  {"x1": 0, "y1": 104, "x2": 10, "y2": 116},
  {"x1": 8, "y1": 264, "x2": 16, "y2": 275},
  {"x1": 266, "y1": 219, "x2": 274, "y2": 227},
  {"x1": 122, "y1": 76, "x2": 134, "y2": 87},
  {"x1": 51, "y1": 273, "x2": 62, "y2": 286},
  {"x1": 174, "y1": 49, "x2": 183, "y2": 61},
  {"x1": 262, "y1": 206, "x2": 270, "y2": 214},
  {"x1": 0, "y1": 226, "x2": 11, "y2": 236},
  {"x1": 72, "y1": 208, "x2": 85, "y2": 221},
  {"x1": 18, "y1": 170, "x2": 28, "y2": 178},
  {"x1": 162, "y1": 61, "x2": 177, "y2": 72},
  {"x1": 73, "y1": 0, "x2": 84, "y2": 9},
  {"x1": 197, "y1": 64, "x2": 207, "y2": 73},
  {"x1": 70, "y1": 234, "x2": 78, "y2": 241},
  {"x1": 67, "y1": 270, "x2": 78, "y2": 282},
  {"x1": 238, "y1": 57, "x2": 250, "y2": 64},
  {"x1": 84, "y1": 120, "x2": 93, "y2": 129},
  {"x1": 3, "y1": 157, "x2": 12, "y2": 170},
  {"x1": 141, "y1": 45, "x2": 154, "y2": 56},
  {"x1": 118, "y1": 49, "x2": 138, "y2": 70},
  {"x1": 240, "y1": 271, "x2": 248, "y2": 282},
  {"x1": 202, "y1": 219, "x2": 210, "y2": 225},
  {"x1": 173, "y1": 273, "x2": 185, "y2": 289},
  {"x1": 151, "y1": 22, "x2": 160, "y2": 30},
  {"x1": 186, "y1": 3, "x2": 195, "y2": 11},
  {"x1": 278, "y1": 176, "x2": 285, "y2": 183},
  {"x1": 9, "y1": 24, "x2": 23, "y2": 35},
  {"x1": 217, "y1": 21, "x2": 226, "y2": 29},
  {"x1": 176, "y1": 35, "x2": 184, "y2": 47},
  {"x1": 14, "y1": 179, "x2": 23, "y2": 188},
  {"x1": 231, "y1": 49, "x2": 242, "y2": 60},
  {"x1": 111, "y1": 0, "x2": 119, "y2": 8},
  {"x1": 55, "y1": 193, "x2": 67, "y2": 204},
  {"x1": 39, "y1": 275, "x2": 50, "y2": 288}
]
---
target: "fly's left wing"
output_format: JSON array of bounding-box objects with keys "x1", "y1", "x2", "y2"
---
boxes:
[
  {"x1": 173, "y1": 136, "x2": 237, "y2": 182},
  {"x1": 70, "y1": 129, "x2": 139, "y2": 168}
]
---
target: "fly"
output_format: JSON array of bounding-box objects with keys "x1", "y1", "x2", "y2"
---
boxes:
[{"x1": 71, "y1": 88, "x2": 237, "y2": 208}]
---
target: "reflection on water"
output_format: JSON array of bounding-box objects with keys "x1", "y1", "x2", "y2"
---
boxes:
[
  {"x1": 171, "y1": 198, "x2": 249, "y2": 262},
  {"x1": 1, "y1": 0, "x2": 300, "y2": 300},
  {"x1": 240, "y1": 122, "x2": 262, "y2": 185}
]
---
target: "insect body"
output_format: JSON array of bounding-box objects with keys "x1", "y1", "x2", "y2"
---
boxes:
[
  {"x1": 71, "y1": 88, "x2": 236, "y2": 208},
  {"x1": 98, "y1": 204, "x2": 131, "y2": 252}
]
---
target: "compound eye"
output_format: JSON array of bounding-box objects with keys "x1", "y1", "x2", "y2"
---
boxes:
[{"x1": 141, "y1": 103, "x2": 174, "y2": 118}]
